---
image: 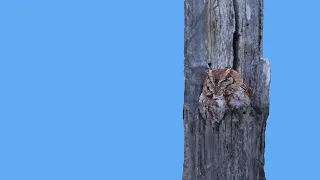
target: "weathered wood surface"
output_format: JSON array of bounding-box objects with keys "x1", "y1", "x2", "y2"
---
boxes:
[{"x1": 183, "y1": 0, "x2": 270, "y2": 179}]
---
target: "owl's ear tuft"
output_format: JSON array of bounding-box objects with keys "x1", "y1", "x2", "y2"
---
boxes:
[{"x1": 225, "y1": 68, "x2": 231, "y2": 74}]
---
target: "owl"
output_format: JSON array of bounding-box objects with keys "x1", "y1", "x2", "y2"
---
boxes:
[{"x1": 199, "y1": 68, "x2": 251, "y2": 123}]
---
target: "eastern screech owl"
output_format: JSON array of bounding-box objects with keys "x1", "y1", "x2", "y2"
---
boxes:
[{"x1": 199, "y1": 68, "x2": 251, "y2": 124}]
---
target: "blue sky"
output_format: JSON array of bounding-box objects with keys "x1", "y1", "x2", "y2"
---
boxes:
[
  {"x1": 0, "y1": 0, "x2": 319, "y2": 179},
  {"x1": 264, "y1": 1, "x2": 320, "y2": 179}
]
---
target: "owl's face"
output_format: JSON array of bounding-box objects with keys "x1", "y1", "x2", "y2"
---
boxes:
[
  {"x1": 202, "y1": 69, "x2": 242, "y2": 97},
  {"x1": 200, "y1": 68, "x2": 250, "y2": 109}
]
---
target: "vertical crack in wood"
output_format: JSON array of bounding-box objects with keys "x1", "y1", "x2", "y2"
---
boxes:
[
  {"x1": 259, "y1": 0, "x2": 264, "y2": 56},
  {"x1": 232, "y1": 0, "x2": 239, "y2": 71}
]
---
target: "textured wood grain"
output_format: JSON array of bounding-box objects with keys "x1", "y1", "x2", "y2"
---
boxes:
[{"x1": 183, "y1": 0, "x2": 270, "y2": 179}]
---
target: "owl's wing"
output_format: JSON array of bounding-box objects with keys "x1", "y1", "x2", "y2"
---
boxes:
[{"x1": 240, "y1": 82, "x2": 251, "y2": 96}]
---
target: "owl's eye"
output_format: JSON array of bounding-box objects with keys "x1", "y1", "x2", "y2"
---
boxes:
[{"x1": 220, "y1": 77, "x2": 234, "y2": 84}]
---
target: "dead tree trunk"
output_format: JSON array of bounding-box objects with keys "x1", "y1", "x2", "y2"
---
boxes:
[{"x1": 183, "y1": 0, "x2": 270, "y2": 179}]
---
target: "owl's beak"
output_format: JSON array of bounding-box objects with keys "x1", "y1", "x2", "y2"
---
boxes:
[
  {"x1": 212, "y1": 95, "x2": 217, "y2": 100},
  {"x1": 212, "y1": 94, "x2": 223, "y2": 100}
]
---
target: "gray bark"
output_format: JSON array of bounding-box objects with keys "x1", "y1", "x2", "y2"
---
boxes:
[{"x1": 183, "y1": 0, "x2": 270, "y2": 179}]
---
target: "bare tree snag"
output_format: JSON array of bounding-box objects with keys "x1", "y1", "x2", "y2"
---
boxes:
[{"x1": 183, "y1": 0, "x2": 270, "y2": 179}]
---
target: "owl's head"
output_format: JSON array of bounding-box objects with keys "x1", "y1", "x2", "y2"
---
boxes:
[
  {"x1": 203, "y1": 69, "x2": 242, "y2": 95},
  {"x1": 201, "y1": 68, "x2": 251, "y2": 107}
]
